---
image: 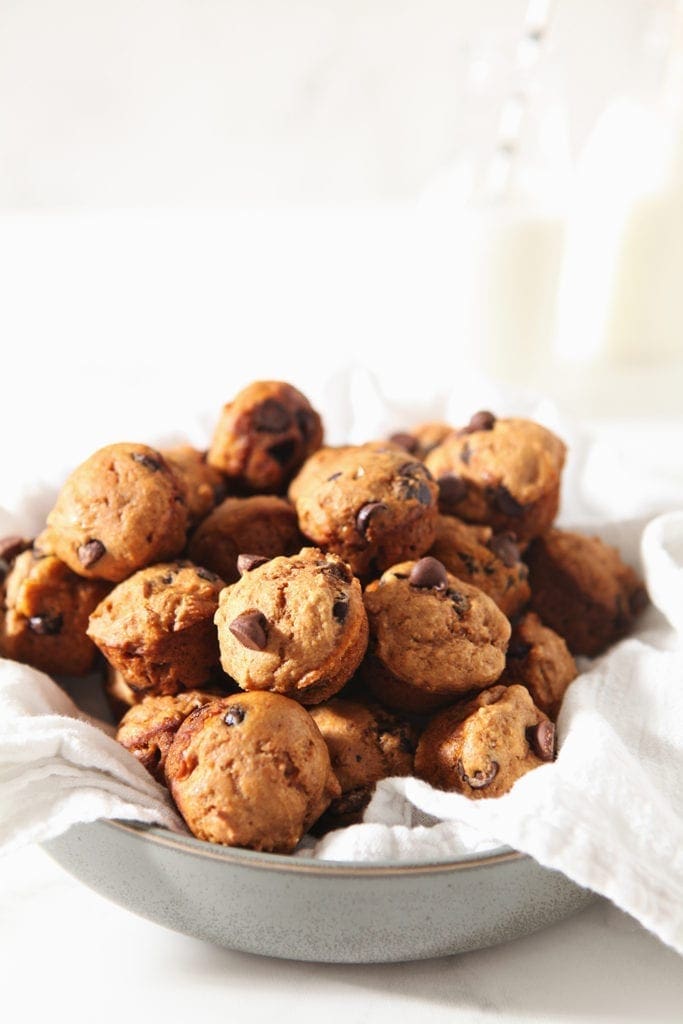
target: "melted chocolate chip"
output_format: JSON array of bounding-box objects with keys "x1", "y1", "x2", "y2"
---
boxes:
[
  {"x1": 527, "y1": 720, "x2": 556, "y2": 762},
  {"x1": 489, "y1": 531, "x2": 521, "y2": 567},
  {"x1": 229, "y1": 610, "x2": 268, "y2": 650},
  {"x1": 457, "y1": 758, "x2": 498, "y2": 789},
  {"x1": 447, "y1": 588, "x2": 471, "y2": 615},
  {"x1": 463, "y1": 410, "x2": 496, "y2": 434},
  {"x1": 253, "y1": 399, "x2": 292, "y2": 433},
  {"x1": 236, "y1": 553, "x2": 270, "y2": 575},
  {"x1": 397, "y1": 461, "x2": 431, "y2": 479},
  {"x1": 456, "y1": 550, "x2": 477, "y2": 575},
  {"x1": 492, "y1": 485, "x2": 526, "y2": 518},
  {"x1": 332, "y1": 597, "x2": 349, "y2": 623},
  {"x1": 28, "y1": 613, "x2": 63, "y2": 636},
  {"x1": 437, "y1": 473, "x2": 467, "y2": 508},
  {"x1": 395, "y1": 477, "x2": 433, "y2": 504},
  {"x1": 268, "y1": 440, "x2": 296, "y2": 466},
  {"x1": 322, "y1": 561, "x2": 352, "y2": 584},
  {"x1": 196, "y1": 567, "x2": 220, "y2": 582},
  {"x1": 326, "y1": 471, "x2": 342, "y2": 482},
  {"x1": 356, "y1": 502, "x2": 388, "y2": 537},
  {"x1": 77, "y1": 539, "x2": 106, "y2": 568},
  {"x1": 224, "y1": 705, "x2": 246, "y2": 726},
  {"x1": 159, "y1": 571, "x2": 177, "y2": 585},
  {"x1": 388, "y1": 432, "x2": 419, "y2": 453},
  {"x1": 131, "y1": 452, "x2": 161, "y2": 471},
  {"x1": 460, "y1": 442, "x2": 472, "y2": 465},
  {"x1": 409, "y1": 557, "x2": 448, "y2": 591}
]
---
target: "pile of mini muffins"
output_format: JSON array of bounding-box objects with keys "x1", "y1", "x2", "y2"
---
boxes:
[{"x1": 0, "y1": 381, "x2": 648, "y2": 854}]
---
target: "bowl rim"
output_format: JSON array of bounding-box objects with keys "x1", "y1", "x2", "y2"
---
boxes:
[{"x1": 104, "y1": 819, "x2": 524, "y2": 876}]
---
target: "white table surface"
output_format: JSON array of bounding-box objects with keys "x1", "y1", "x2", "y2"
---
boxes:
[{"x1": 3, "y1": 842, "x2": 682, "y2": 1024}]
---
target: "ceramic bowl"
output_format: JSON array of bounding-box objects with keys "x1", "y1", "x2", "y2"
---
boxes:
[{"x1": 44, "y1": 820, "x2": 593, "y2": 963}]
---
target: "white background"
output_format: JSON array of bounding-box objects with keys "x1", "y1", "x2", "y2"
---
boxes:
[{"x1": 1, "y1": 2, "x2": 683, "y2": 1021}]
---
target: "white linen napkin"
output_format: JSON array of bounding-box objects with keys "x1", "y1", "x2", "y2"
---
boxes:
[{"x1": 1, "y1": 374, "x2": 682, "y2": 955}]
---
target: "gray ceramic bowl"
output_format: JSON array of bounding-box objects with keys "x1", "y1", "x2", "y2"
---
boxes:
[{"x1": 44, "y1": 820, "x2": 593, "y2": 963}]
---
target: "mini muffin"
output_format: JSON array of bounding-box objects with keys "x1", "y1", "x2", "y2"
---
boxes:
[
  {"x1": 309, "y1": 698, "x2": 417, "y2": 831},
  {"x1": 0, "y1": 549, "x2": 110, "y2": 676},
  {"x1": 116, "y1": 689, "x2": 220, "y2": 782},
  {"x1": 45, "y1": 442, "x2": 188, "y2": 582},
  {"x1": 289, "y1": 446, "x2": 439, "y2": 578},
  {"x1": 87, "y1": 561, "x2": 225, "y2": 696},
  {"x1": 214, "y1": 547, "x2": 368, "y2": 705},
  {"x1": 165, "y1": 691, "x2": 341, "y2": 852},
  {"x1": 499, "y1": 612, "x2": 577, "y2": 719},
  {"x1": 0, "y1": 535, "x2": 33, "y2": 581},
  {"x1": 161, "y1": 445, "x2": 227, "y2": 528},
  {"x1": 361, "y1": 556, "x2": 511, "y2": 713},
  {"x1": 415, "y1": 684, "x2": 555, "y2": 798},
  {"x1": 207, "y1": 380, "x2": 323, "y2": 493},
  {"x1": 387, "y1": 421, "x2": 455, "y2": 460},
  {"x1": 425, "y1": 412, "x2": 566, "y2": 542},
  {"x1": 187, "y1": 495, "x2": 303, "y2": 584},
  {"x1": 526, "y1": 528, "x2": 648, "y2": 657},
  {"x1": 427, "y1": 515, "x2": 530, "y2": 618}
]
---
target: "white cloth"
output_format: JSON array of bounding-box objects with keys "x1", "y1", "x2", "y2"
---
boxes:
[{"x1": 1, "y1": 375, "x2": 682, "y2": 955}]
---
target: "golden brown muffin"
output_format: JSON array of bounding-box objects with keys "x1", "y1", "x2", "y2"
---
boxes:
[
  {"x1": 87, "y1": 561, "x2": 225, "y2": 696},
  {"x1": 415, "y1": 684, "x2": 555, "y2": 798},
  {"x1": 289, "y1": 446, "x2": 439, "y2": 578},
  {"x1": 165, "y1": 691, "x2": 341, "y2": 852},
  {"x1": 116, "y1": 689, "x2": 220, "y2": 782},
  {"x1": 427, "y1": 515, "x2": 530, "y2": 618},
  {"x1": 361, "y1": 557, "x2": 511, "y2": 713},
  {"x1": 499, "y1": 612, "x2": 578, "y2": 718},
  {"x1": 207, "y1": 380, "x2": 323, "y2": 494},
  {"x1": 387, "y1": 421, "x2": 455, "y2": 460},
  {"x1": 214, "y1": 547, "x2": 368, "y2": 705},
  {"x1": 0, "y1": 549, "x2": 110, "y2": 676},
  {"x1": 526, "y1": 528, "x2": 648, "y2": 657},
  {"x1": 161, "y1": 445, "x2": 227, "y2": 528},
  {"x1": 187, "y1": 495, "x2": 303, "y2": 584},
  {"x1": 425, "y1": 412, "x2": 566, "y2": 543},
  {"x1": 309, "y1": 698, "x2": 417, "y2": 830},
  {"x1": 45, "y1": 443, "x2": 189, "y2": 582}
]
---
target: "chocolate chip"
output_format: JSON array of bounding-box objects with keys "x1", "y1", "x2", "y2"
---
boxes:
[
  {"x1": 456, "y1": 550, "x2": 477, "y2": 575},
  {"x1": 463, "y1": 410, "x2": 496, "y2": 434},
  {"x1": 492, "y1": 485, "x2": 526, "y2": 518},
  {"x1": 77, "y1": 539, "x2": 106, "y2": 568},
  {"x1": 447, "y1": 588, "x2": 471, "y2": 615},
  {"x1": 409, "y1": 556, "x2": 448, "y2": 591},
  {"x1": 224, "y1": 705, "x2": 246, "y2": 726},
  {"x1": 437, "y1": 473, "x2": 467, "y2": 508},
  {"x1": 395, "y1": 478, "x2": 434, "y2": 504},
  {"x1": 460, "y1": 442, "x2": 472, "y2": 465},
  {"x1": 397, "y1": 461, "x2": 431, "y2": 479},
  {"x1": 0, "y1": 536, "x2": 31, "y2": 563},
  {"x1": 508, "y1": 640, "x2": 532, "y2": 660},
  {"x1": 296, "y1": 407, "x2": 318, "y2": 439},
  {"x1": 388, "y1": 432, "x2": 418, "y2": 453},
  {"x1": 196, "y1": 567, "x2": 220, "y2": 582},
  {"x1": 527, "y1": 721, "x2": 555, "y2": 762},
  {"x1": 322, "y1": 561, "x2": 352, "y2": 584},
  {"x1": 131, "y1": 452, "x2": 161, "y2": 471},
  {"x1": 356, "y1": 502, "x2": 388, "y2": 536},
  {"x1": 236, "y1": 553, "x2": 270, "y2": 575},
  {"x1": 326, "y1": 471, "x2": 342, "y2": 482},
  {"x1": 457, "y1": 759, "x2": 498, "y2": 789},
  {"x1": 268, "y1": 440, "x2": 296, "y2": 466},
  {"x1": 229, "y1": 610, "x2": 268, "y2": 650},
  {"x1": 159, "y1": 571, "x2": 177, "y2": 585},
  {"x1": 253, "y1": 399, "x2": 292, "y2": 433},
  {"x1": 28, "y1": 613, "x2": 63, "y2": 636},
  {"x1": 332, "y1": 597, "x2": 349, "y2": 623},
  {"x1": 489, "y1": 531, "x2": 522, "y2": 567}
]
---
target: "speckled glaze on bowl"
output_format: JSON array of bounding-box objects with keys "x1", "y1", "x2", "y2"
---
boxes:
[{"x1": 44, "y1": 820, "x2": 593, "y2": 963}]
